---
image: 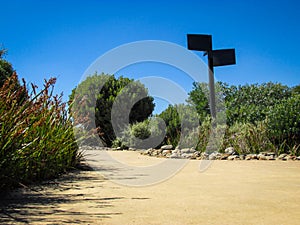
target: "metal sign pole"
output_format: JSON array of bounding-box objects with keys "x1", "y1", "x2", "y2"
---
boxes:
[
  {"x1": 187, "y1": 34, "x2": 236, "y2": 119},
  {"x1": 207, "y1": 50, "x2": 216, "y2": 119}
]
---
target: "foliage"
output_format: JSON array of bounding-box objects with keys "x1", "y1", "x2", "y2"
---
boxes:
[
  {"x1": 69, "y1": 73, "x2": 155, "y2": 147},
  {"x1": 0, "y1": 49, "x2": 14, "y2": 87},
  {"x1": 187, "y1": 82, "x2": 210, "y2": 121},
  {"x1": 266, "y1": 93, "x2": 300, "y2": 152},
  {"x1": 221, "y1": 121, "x2": 275, "y2": 155},
  {"x1": 158, "y1": 104, "x2": 200, "y2": 148},
  {"x1": 222, "y1": 82, "x2": 291, "y2": 125},
  {"x1": 114, "y1": 118, "x2": 165, "y2": 149},
  {"x1": 0, "y1": 73, "x2": 80, "y2": 190}
]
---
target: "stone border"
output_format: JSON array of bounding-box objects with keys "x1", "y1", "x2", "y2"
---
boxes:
[{"x1": 80, "y1": 145, "x2": 300, "y2": 161}]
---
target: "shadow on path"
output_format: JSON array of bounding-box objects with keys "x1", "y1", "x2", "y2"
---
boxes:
[{"x1": 0, "y1": 170, "x2": 123, "y2": 224}]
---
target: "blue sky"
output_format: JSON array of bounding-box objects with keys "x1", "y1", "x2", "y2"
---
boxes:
[{"x1": 1, "y1": 0, "x2": 300, "y2": 113}]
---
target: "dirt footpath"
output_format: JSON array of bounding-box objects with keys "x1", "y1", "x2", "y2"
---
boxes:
[{"x1": 1, "y1": 150, "x2": 300, "y2": 225}]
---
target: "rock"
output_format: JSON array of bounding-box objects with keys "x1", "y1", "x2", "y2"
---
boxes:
[
  {"x1": 209, "y1": 152, "x2": 221, "y2": 160},
  {"x1": 266, "y1": 155, "x2": 275, "y2": 160},
  {"x1": 192, "y1": 151, "x2": 201, "y2": 158},
  {"x1": 245, "y1": 154, "x2": 257, "y2": 160},
  {"x1": 152, "y1": 149, "x2": 162, "y2": 156},
  {"x1": 265, "y1": 152, "x2": 276, "y2": 157},
  {"x1": 162, "y1": 150, "x2": 172, "y2": 155},
  {"x1": 144, "y1": 148, "x2": 154, "y2": 155},
  {"x1": 172, "y1": 149, "x2": 180, "y2": 154},
  {"x1": 200, "y1": 152, "x2": 209, "y2": 160},
  {"x1": 181, "y1": 153, "x2": 193, "y2": 159},
  {"x1": 181, "y1": 148, "x2": 195, "y2": 154},
  {"x1": 285, "y1": 155, "x2": 296, "y2": 161},
  {"x1": 225, "y1": 147, "x2": 235, "y2": 155},
  {"x1": 228, "y1": 155, "x2": 239, "y2": 160},
  {"x1": 258, "y1": 154, "x2": 267, "y2": 160},
  {"x1": 220, "y1": 154, "x2": 231, "y2": 160},
  {"x1": 296, "y1": 156, "x2": 300, "y2": 160},
  {"x1": 169, "y1": 153, "x2": 180, "y2": 159},
  {"x1": 161, "y1": 145, "x2": 173, "y2": 150},
  {"x1": 277, "y1": 154, "x2": 287, "y2": 160},
  {"x1": 239, "y1": 154, "x2": 246, "y2": 160}
]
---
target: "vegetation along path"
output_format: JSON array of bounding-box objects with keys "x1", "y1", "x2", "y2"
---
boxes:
[{"x1": 1, "y1": 150, "x2": 300, "y2": 225}]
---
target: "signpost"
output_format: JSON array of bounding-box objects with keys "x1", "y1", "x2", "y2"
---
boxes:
[{"x1": 187, "y1": 34, "x2": 236, "y2": 118}]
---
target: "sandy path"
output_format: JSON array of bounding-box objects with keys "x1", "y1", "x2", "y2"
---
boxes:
[{"x1": 1, "y1": 150, "x2": 300, "y2": 224}]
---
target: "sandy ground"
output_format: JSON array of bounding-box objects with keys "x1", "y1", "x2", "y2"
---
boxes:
[{"x1": 1, "y1": 150, "x2": 300, "y2": 225}]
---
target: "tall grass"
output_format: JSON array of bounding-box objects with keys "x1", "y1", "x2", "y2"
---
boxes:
[{"x1": 0, "y1": 73, "x2": 81, "y2": 190}]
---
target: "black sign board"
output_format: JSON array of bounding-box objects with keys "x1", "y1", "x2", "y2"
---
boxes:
[
  {"x1": 187, "y1": 34, "x2": 212, "y2": 51},
  {"x1": 212, "y1": 49, "x2": 236, "y2": 67}
]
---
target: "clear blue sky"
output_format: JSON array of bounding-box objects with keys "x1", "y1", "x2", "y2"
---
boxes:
[{"x1": 1, "y1": 0, "x2": 300, "y2": 113}]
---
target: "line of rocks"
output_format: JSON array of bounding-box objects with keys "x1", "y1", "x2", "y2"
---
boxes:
[
  {"x1": 78, "y1": 145, "x2": 300, "y2": 161},
  {"x1": 139, "y1": 145, "x2": 300, "y2": 161}
]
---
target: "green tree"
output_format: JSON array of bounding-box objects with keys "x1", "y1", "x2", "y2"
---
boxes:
[
  {"x1": 0, "y1": 49, "x2": 14, "y2": 87},
  {"x1": 70, "y1": 73, "x2": 155, "y2": 147},
  {"x1": 223, "y1": 82, "x2": 291, "y2": 125},
  {"x1": 158, "y1": 104, "x2": 199, "y2": 148},
  {"x1": 266, "y1": 93, "x2": 300, "y2": 153},
  {"x1": 187, "y1": 82, "x2": 210, "y2": 121}
]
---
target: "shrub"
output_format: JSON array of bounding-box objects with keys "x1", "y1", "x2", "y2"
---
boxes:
[
  {"x1": 115, "y1": 118, "x2": 165, "y2": 149},
  {"x1": 69, "y1": 73, "x2": 155, "y2": 147},
  {"x1": 0, "y1": 73, "x2": 80, "y2": 190},
  {"x1": 221, "y1": 121, "x2": 275, "y2": 155},
  {"x1": 158, "y1": 104, "x2": 200, "y2": 148},
  {"x1": 222, "y1": 82, "x2": 291, "y2": 125},
  {"x1": 266, "y1": 94, "x2": 300, "y2": 154},
  {"x1": 0, "y1": 49, "x2": 14, "y2": 87}
]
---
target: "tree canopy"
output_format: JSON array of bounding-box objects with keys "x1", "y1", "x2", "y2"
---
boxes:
[{"x1": 69, "y1": 73, "x2": 155, "y2": 146}]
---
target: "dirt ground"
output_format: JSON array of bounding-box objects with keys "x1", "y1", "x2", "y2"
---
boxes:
[{"x1": 1, "y1": 150, "x2": 300, "y2": 225}]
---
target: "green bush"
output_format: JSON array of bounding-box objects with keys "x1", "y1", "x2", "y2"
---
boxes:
[
  {"x1": 115, "y1": 118, "x2": 165, "y2": 149},
  {"x1": 70, "y1": 73, "x2": 155, "y2": 147},
  {"x1": 158, "y1": 104, "x2": 200, "y2": 148},
  {"x1": 221, "y1": 121, "x2": 275, "y2": 155},
  {"x1": 266, "y1": 94, "x2": 300, "y2": 154},
  {"x1": 0, "y1": 74, "x2": 80, "y2": 190},
  {"x1": 0, "y1": 49, "x2": 14, "y2": 87},
  {"x1": 222, "y1": 82, "x2": 291, "y2": 125}
]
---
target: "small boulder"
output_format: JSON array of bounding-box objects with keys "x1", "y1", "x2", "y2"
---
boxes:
[
  {"x1": 200, "y1": 152, "x2": 209, "y2": 160},
  {"x1": 239, "y1": 154, "x2": 246, "y2": 160},
  {"x1": 181, "y1": 153, "x2": 193, "y2": 159},
  {"x1": 209, "y1": 152, "x2": 221, "y2": 160},
  {"x1": 161, "y1": 145, "x2": 173, "y2": 150},
  {"x1": 228, "y1": 155, "x2": 239, "y2": 160},
  {"x1": 162, "y1": 150, "x2": 172, "y2": 155},
  {"x1": 258, "y1": 154, "x2": 267, "y2": 160},
  {"x1": 277, "y1": 154, "x2": 287, "y2": 160},
  {"x1": 225, "y1": 147, "x2": 235, "y2": 155},
  {"x1": 181, "y1": 148, "x2": 194, "y2": 154},
  {"x1": 169, "y1": 153, "x2": 180, "y2": 159},
  {"x1": 245, "y1": 154, "x2": 257, "y2": 160},
  {"x1": 220, "y1": 154, "x2": 230, "y2": 160}
]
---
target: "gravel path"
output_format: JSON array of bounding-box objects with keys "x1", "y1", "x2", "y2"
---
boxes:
[{"x1": 1, "y1": 150, "x2": 300, "y2": 224}]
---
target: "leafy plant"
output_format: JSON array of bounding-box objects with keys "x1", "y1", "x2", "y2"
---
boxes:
[
  {"x1": 0, "y1": 73, "x2": 80, "y2": 190},
  {"x1": 69, "y1": 73, "x2": 155, "y2": 147},
  {"x1": 266, "y1": 93, "x2": 300, "y2": 153}
]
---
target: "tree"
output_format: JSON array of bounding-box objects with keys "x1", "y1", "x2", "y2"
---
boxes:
[
  {"x1": 70, "y1": 73, "x2": 155, "y2": 147},
  {"x1": 187, "y1": 82, "x2": 210, "y2": 121},
  {"x1": 188, "y1": 81, "x2": 292, "y2": 125},
  {"x1": 266, "y1": 93, "x2": 300, "y2": 152},
  {"x1": 223, "y1": 82, "x2": 291, "y2": 125},
  {"x1": 158, "y1": 104, "x2": 200, "y2": 148},
  {"x1": 0, "y1": 49, "x2": 14, "y2": 87}
]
